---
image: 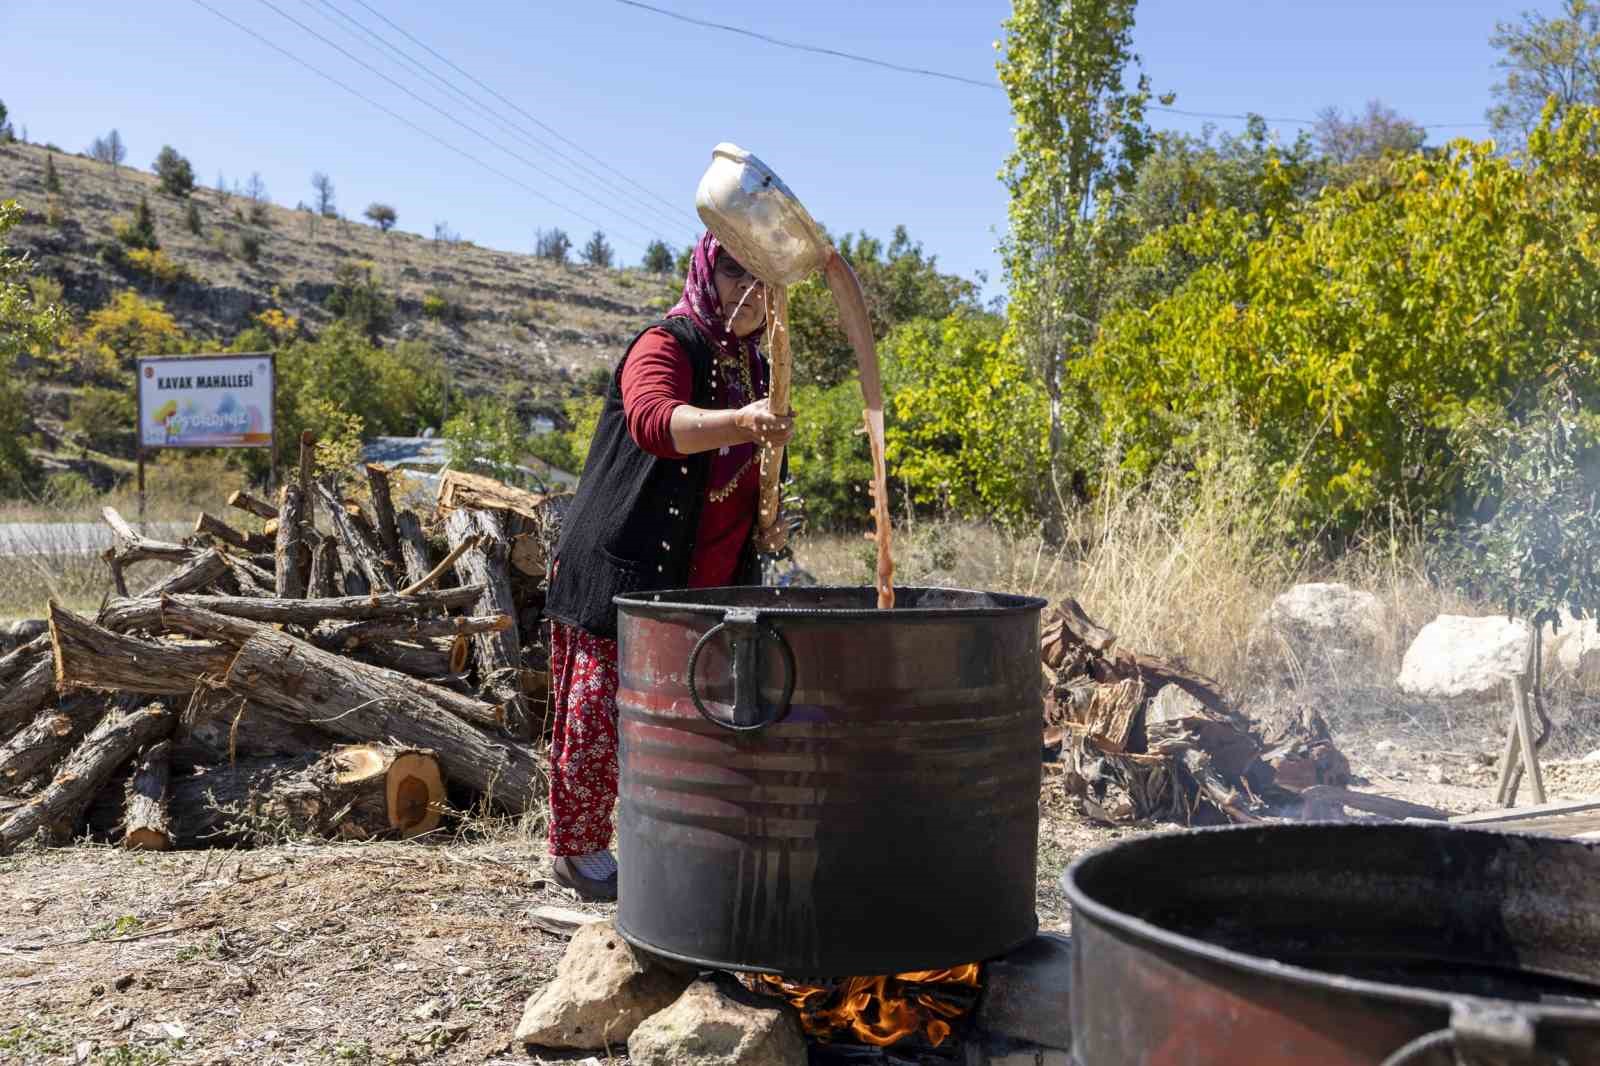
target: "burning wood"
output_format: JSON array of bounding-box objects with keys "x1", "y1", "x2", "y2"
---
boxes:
[
  {"x1": 0, "y1": 464, "x2": 555, "y2": 854},
  {"x1": 752, "y1": 964, "x2": 980, "y2": 1050}
]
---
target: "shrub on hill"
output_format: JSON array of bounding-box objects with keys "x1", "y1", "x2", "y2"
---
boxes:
[{"x1": 153, "y1": 146, "x2": 196, "y2": 198}]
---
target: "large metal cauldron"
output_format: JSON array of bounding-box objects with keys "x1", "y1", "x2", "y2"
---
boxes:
[
  {"x1": 613, "y1": 585, "x2": 1044, "y2": 976},
  {"x1": 1065, "y1": 823, "x2": 1600, "y2": 1065}
]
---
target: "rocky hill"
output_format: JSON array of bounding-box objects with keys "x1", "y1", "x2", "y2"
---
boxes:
[{"x1": 0, "y1": 138, "x2": 671, "y2": 408}]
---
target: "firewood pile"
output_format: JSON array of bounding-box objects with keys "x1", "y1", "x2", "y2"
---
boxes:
[
  {"x1": 0, "y1": 442, "x2": 566, "y2": 855},
  {"x1": 1042, "y1": 598, "x2": 1350, "y2": 826}
]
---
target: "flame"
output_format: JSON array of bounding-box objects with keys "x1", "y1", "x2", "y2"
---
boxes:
[{"x1": 754, "y1": 963, "x2": 980, "y2": 1048}]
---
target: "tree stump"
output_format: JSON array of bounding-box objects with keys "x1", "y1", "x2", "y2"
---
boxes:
[{"x1": 123, "y1": 739, "x2": 173, "y2": 850}]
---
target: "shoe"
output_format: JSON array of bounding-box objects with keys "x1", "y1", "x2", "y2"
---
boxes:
[{"x1": 551, "y1": 855, "x2": 618, "y2": 902}]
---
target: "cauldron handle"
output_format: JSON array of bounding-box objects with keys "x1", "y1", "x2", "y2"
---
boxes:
[
  {"x1": 1380, "y1": 1002, "x2": 1557, "y2": 1066},
  {"x1": 685, "y1": 608, "x2": 796, "y2": 733}
]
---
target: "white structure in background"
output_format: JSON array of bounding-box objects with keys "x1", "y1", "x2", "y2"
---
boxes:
[
  {"x1": 361, "y1": 430, "x2": 576, "y2": 494},
  {"x1": 1397, "y1": 615, "x2": 1532, "y2": 700}
]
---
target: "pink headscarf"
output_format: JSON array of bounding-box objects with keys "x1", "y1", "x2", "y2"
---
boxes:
[{"x1": 668, "y1": 231, "x2": 765, "y2": 362}]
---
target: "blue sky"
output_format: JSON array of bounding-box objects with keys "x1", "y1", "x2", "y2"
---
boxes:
[{"x1": 2, "y1": 1, "x2": 1517, "y2": 297}]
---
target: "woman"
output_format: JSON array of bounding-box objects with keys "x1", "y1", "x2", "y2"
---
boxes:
[{"x1": 541, "y1": 231, "x2": 794, "y2": 900}]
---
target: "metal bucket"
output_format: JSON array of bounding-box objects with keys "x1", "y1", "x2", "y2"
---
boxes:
[
  {"x1": 613, "y1": 585, "x2": 1045, "y2": 976},
  {"x1": 1064, "y1": 823, "x2": 1600, "y2": 1065}
]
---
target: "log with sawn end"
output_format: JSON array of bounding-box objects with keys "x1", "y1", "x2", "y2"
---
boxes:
[
  {"x1": 314, "y1": 483, "x2": 394, "y2": 593},
  {"x1": 123, "y1": 738, "x2": 173, "y2": 850},
  {"x1": 0, "y1": 693, "x2": 112, "y2": 794},
  {"x1": 228, "y1": 490, "x2": 278, "y2": 522},
  {"x1": 436, "y1": 469, "x2": 548, "y2": 522},
  {"x1": 0, "y1": 699, "x2": 174, "y2": 854},
  {"x1": 194, "y1": 511, "x2": 274, "y2": 554},
  {"x1": 138, "y1": 547, "x2": 231, "y2": 601},
  {"x1": 97, "y1": 586, "x2": 488, "y2": 633},
  {"x1": 50, "y1": 603, "x2": 236, "y2": 696},
  {"x1": 348, "y1": 639, "x2": 457, "y2": 681},
  {"x1": 101, "y1": 506, "x2": 193, "y2": 566},
  {"x1": 444, "y1": 507, "x2": 529, "y2": 735},
  {"x1": 275, "y1": 483, "x2": 310, "y2": 598},
  {"x1": 0, "y1": 651, "x2": 56, "y2": 744}
]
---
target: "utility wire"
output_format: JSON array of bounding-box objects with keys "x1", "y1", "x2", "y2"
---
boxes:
[
  {"x1": 348, "y1": 0, "x2": 693, "y2": 223},
  {"x1": 616, "y1": 0, "x2": 1494, "y2": 130},
  {"x1": 187, "y1": 0, "x2": 647, "y2": 251},
  {"x1": 248, "y1": 0, "x2": 667, "y2": 248},
  {"x1": 304, "y1": 0, "x2": 693, "y2": 239}
]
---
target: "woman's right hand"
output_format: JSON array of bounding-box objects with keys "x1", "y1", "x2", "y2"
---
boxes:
[{"x1": 733, "y1": 397, "x2": 795, "y2": 448}]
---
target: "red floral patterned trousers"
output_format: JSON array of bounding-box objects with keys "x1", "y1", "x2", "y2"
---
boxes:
[{"x1": 546, "y1": 620, "x2": 620, "y2": 856}]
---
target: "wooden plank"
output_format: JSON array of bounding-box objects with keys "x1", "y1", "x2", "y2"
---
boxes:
[
  {"x1": 1510, "y1": 676, "x2": 1547, "y2": 805},
  {"x1": 1452, "y1": 798, "x2": 1600, "y2": 826},
  {"x1": 526, "y1": 905, "x2": 604, "y2": 939}
]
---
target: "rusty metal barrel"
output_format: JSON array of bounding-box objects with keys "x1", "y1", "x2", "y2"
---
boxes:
[
  {"x1": 1065, "y1": 823, "x2": 1600, "y2": 1065},
  {"x1": 613, "y1": 585, "x2": 1044, "y2": 976}
]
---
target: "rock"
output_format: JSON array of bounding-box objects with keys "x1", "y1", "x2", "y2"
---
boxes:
[
  {"x1": 628, "y1": 976, "x2": 806, "y2": 1066},
  {"x1": 514, "y1": 920, "x2": 692, "y2": 1050},
  {"x1": 1545, "y1": 613, "x2": 1600, "y2": 685},
  {"x1": 1427, "y1": 765, "x2": 1448, "y2": 785},
  {"x1": 976, "y1": 934, "x2": 1073, "y2": 1050},
  {"x1": 1396, "y1": 615, "x2": 1532, "y2": 701},
  {"x1": 1374, "y1": 739, "x2": 1399, "y2": 756},
  {"x1": 1582, "y1": 749, "x2": 1600, "y2": 765},
  {"x1": 1252, "y1": 583, "x2": 1385, "y2": 665}
]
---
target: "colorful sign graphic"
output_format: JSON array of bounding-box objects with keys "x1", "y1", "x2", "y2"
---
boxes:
[{"x1": 137, "y1": 354, "x2": 274, "y2": 449}]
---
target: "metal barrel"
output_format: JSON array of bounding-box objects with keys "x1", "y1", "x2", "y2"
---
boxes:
[{"x1": 614, "y1": 585, "x2": 1044, "y2": 977}]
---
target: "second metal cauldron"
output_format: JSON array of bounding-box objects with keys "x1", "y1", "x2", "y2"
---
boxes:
[{"x1": 612, "y1": 585, "x2": 1044, "y2": 977}]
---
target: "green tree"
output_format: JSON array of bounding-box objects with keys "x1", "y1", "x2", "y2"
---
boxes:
[
  {"x1": 364, "y1": 202, "x2": 397, "y2": 232},
  {"x1": 443, "y1": 394, "x2": 526, "y2": 482},
  {"x1": 153, "y1": 146, "x2": 196, "y2": 197},
  {"x1": 787, "y1": 226, "x2": 980, "y2": 387},
  {"x1": 0, "y1": 100, "x2": 9, "y2": 142},
  {"x1": 642, "y1": 239, "x2": 674, "y2": 273},
  {"x1": 115, "y1": 195, "x2": 159, "y2": 251},
  {"x1": 0, "y1": 200, "x2": 68, "y2": 491},
  {"x1": 185, "y1": 200, "x2": 202, "y2": 235},
  {"x1": 581, "y1": 230, "x2": 614, "y2": 268},
  {"x1": 997, "y1": 0, "x2": 1160, "y2": 493},
  {"x1": 536, "y1": 228, "x2": 571, "y2": 264},
  {"x1": 44, "y1": 154, "x2": 61, "y2": 195},
  {"x1": 325, "y1": 261, "x2": 394, "y2": 342},
  {"x1": 1488, "y1": 0, "x2": 1600, "y2": 144}
]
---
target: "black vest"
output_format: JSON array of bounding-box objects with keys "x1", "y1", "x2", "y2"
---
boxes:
[{"x1": 544, "y1": 317, "x2": 763, "y2": 638}]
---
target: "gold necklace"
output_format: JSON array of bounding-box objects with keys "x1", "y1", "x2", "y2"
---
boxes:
[
  {"x1": 706, "y1": 451, "x2": 756, "y2": 503},
  {"x1": 705, "y1": 347, "x2": 759, "y2": 504}
]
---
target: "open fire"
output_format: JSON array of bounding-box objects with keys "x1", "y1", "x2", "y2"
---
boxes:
[{"x1": 752, "y1": 964, "x2": 982, "y2": 1048}]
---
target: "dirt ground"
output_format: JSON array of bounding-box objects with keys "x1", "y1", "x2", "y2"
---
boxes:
[{"x1": 2, "y1": 742, "x2": 1596, "y2": 1066}]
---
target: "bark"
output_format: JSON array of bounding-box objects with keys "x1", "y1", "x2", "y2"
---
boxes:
[
  {"x1": 165, "y1": 745, "x2": 444, "y2": 846},
  {"x1": 0, "y1": 634, "x2": 50, "y2": 684},
  {"x1": 314, "y1": 482, "x2": 394, "y2": 593},
  {"x1": 123, "y1": 738, "x2": 173, "y2": 850},
  {"x1": 310, "y1": 536, "x2": 340, "y2": 597},
  {"x1": 298, "y1": 430, "x2": 317, "y2": 530},
  {"x1": 314, "y1": 613, "x2": 511, "y2": 652},
  {"x1": 436, "y1": 470, "x2": 549, "y2": 522},
  {"x1": 275, "y1": 483, "x2": 310, "y2": 599},
  {"x1": 394, "y1": 510, "x2": 434, "y2": 591},
  {"x1": 171, "y1": 690, "x2": 330, "y2": 768},
  {"x1": 102, "y1": 506, "x2": 192, "y2": 565},
  {"x1": 156, "y1": 601, "x2": 511, "y2": 736},
  {"x1": 444, "y1": 507, "x2": 528, "y2": 733},
  {"x1": 0, "y1": 694, "x2": 110, "y2": 793},
  {"x1": 50, "y1": 603, "x2": 236, "y2": 695},
  {"x1": 364, "y1": 464, "x2": 405, "y2": 577},
  {"x1": 0, "y1": 653, "x2": 55, "y2": 744},
  {"x1": 348, "y1": 640, "x2": 456, "y2": 680},
  {"x1": 0, "y1": 699, "x2": 174, "y2": 854},
  {"x1": 138, "y1": 548, "x2": 230, "y2": 600},
  {"x1": 228, "y1": 489, "x2": 279, "y2": 522},
  {"x1": 195, "y1": 511, "x2": 274, "y2": 554},
  {"x1": 98, "y1": 586, "x2": 486, "y2": 633}
]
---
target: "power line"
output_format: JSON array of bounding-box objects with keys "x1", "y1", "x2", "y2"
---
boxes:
[
  {"x1": 187, "y1": 0, "x2": 650, "y2": 252},
  {"x1": 348, "y1": 0, "x2": 693, "y2": 224},
  {"x1": 615, "y1": 0, "x2": 1494, "y2": 131},
  {"x1": 249, "y1": 0, "x2": 669, "y2": 247},
  {"x1": 304, "y1": 0, "x2": 694, "y2": 239}
]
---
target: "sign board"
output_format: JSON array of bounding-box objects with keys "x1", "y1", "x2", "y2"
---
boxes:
[{"x1": 136, "y1": 353, "x2": 275, "y2": 449}]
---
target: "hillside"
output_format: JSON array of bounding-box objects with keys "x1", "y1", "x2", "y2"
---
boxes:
[{"x1": 0, "y1": 139, "x2": 668, "y2": 411}]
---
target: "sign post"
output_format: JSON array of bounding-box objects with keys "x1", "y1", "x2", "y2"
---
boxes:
[{"x1": 135, "y1": 352, "x2": 277, "y2": 531}]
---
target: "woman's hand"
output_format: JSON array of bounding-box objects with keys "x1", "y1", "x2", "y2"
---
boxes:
[{"x1": 733, "y1": 397, "x2": 795, "y2": 448}]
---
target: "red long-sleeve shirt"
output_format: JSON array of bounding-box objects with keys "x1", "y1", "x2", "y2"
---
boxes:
[{"x1": 619, "y1": 327, "x2": 760, "y2": 588}]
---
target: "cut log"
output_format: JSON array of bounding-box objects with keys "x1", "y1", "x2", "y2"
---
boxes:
[
  {"x1": 228, "y1": 489, "x2": 279, "y2": 522},
  {"x1": 123, "y1": 739, "x2": 173, "y2": 850},
  {"x1": 171, "y1": 690, "x2": 330, "y2": 768},
  {"x1": 365, "y1": 464, "x2": 405, "y2": 577},
  {"x1": 316, "y1": 613, "x2": 512, "y2": 652},
  {"x1": 0, "y1": 694, "x2": 111, "y2": 793},
  {"x1": 138, "y1": 547, "x2": 230, "y2": 600},
  {"x1": 394, "y1": 510, "x2": 434, "y2": 591},
  {"x1": 0, "y1": 633, "x2": 50, "y2": 685},
  {"x1": 275, "y1": 483, "x2": 310, "y2": 599},
  {"x1": 299, "y1": 430, "x2": 317, "y2": 525},
  {"x1": 0, "y1": 653, "x2": 55, "y2": 743},
  {"x1": 102, "y1": 506, "x2": 192, "y2": 565},
  {"x1": 98, "y1": 587, "x2": 487, "y2": 633},
  {"x1": 444, "y1": 507, "x2": 526, "y2": 727},
  {"x1": 166, "y1": 745, "x2": 444, "y2": 846},
  {"x1": 314, "y1": 482, "x2": 394, "y2": 593},
  {"x1": 349, "y1": 640, "x2": 456, "y2": 680},
  {"x1": 0, "y1": 699, "x2": 174, "y2": 854},
  {"x1": 436, "y1": 469, "x2": 548, "y2": 522},
  {"x1": 510, "y1": 532, "x2": 547, "y2": 579},
  {"x1": 156, "y1": 600, "x2": 510, "y2": 736},
  {"x1": 310, "y1": 536, "x2": 340, "y2": 598},
  {"x1": 50, "y1": 603, "x2": 236, "y2": 696}
]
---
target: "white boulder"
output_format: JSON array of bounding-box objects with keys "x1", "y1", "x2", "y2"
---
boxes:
[
  {"x1": 1254, "y1": 583, "x2": 1385, "y2": 663},
  {"x1": 1397, "y1": 615, "x2": 1531, "y2": 700},
  {"x1": 1543, "y1": 613, "x2": 1600, "y2": 685}
]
